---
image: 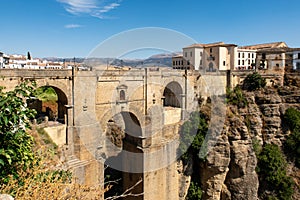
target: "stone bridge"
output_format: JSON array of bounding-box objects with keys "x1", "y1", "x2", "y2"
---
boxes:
[{"x1": 0, "y1": 68, "x2": 228, "y2": 200}]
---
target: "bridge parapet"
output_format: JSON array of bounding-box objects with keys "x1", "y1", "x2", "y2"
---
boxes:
[{"x1": 0, "y1": 69, "x2": 72, "y2": 78}]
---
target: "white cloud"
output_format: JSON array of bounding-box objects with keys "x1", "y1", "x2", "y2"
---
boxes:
[
  {"x1": 65, "y1": 24, "x2": 83, "y2": 29},
  {"x1": 57, "y1": 0, "x2": 122, "y2": 19}
]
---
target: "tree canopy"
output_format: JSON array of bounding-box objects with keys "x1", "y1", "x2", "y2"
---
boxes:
[{"x1": 243, "y1": 72, "x2": 266, "y2": 91}]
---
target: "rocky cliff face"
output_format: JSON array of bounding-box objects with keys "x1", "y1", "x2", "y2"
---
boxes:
[
  {"x1": 199, "y1": 107, "x2": 258, "y2": 200},
  {"x1": 179, "y1": 84, "x2": 300, "y2": 200}
]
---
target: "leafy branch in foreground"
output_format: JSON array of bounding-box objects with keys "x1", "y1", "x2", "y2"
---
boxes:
[{"x1": 0, "y1": 81, "x2": 37, "y2": 184}]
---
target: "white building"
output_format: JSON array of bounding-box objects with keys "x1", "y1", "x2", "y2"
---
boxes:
[
  {"x1": 0, "y1": 52, "x2": 5, "y2": 68},
  {"x1": 0, "y1": 53, "x2": 10, "y2": 68},
  {"x1": 236, "y1": 48, "x2": 257, "y2": 70},
  {"x1": 292, "y1": 49, "x2": 300, "y2": 70},
  {"x1": 182, "y1": 44, "x2": 205, "y2": 70}
]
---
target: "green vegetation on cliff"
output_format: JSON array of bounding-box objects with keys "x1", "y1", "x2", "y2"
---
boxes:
[
  {"x1": 243, "y1": 72, "x2": 266, "y2": 91},
  {"x1": 226, "y1": 86, "x2": 248, "y2": 108},
  {"x1": 257, "y1": 144, "x2": 294, "y2": 200},
  {"x1": 178, "y1": 111, "x2": 209, "y2": 200},
  {"x1": 284, "y1": 108, "x2": 300, "y2": 167},
  {"x1": 178, "y1": 111, "x2": 208, "y2": 162},
  {"x1": 186, "y1": 182, "x2": 202, "y2": 200}
]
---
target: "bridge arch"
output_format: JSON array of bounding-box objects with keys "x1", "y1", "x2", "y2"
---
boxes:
[
  {"x1": 163, "y1": 81, "x2": 183, "y2": 108},
  {"x1": 32, "y1": 80, "x2": 70, "y2": 124},
  {"x1": 104, "y1": 111, "x2": 144, "y2": 200}
]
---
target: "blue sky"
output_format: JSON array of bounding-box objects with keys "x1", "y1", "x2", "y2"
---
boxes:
[{"x1": 1, "y1": 0, "x2": 299, "y2": 58}]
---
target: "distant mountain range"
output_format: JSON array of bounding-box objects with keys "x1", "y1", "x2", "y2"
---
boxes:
[{"x1": 43, "y1": 52, "x2": 181, "y2": 68}]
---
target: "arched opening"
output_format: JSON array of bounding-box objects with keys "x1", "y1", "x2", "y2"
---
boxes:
[
  {"x1": 28, "y1": 86, "x2": 68, "y2": 124},
  {"x1": 104, "y1": 112, "x2": 144, "y2": 200},
  {"x1": 163, "y1": 81, "x2": 183, "y2": 108}
]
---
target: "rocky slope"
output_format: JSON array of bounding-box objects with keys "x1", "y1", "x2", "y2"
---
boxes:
[{"x1": 179, "y1": 83, "x2": 300, "y2": 200}]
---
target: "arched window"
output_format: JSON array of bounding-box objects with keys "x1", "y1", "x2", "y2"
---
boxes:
[{"x1": 120, "y1": 90, "x2": 126, "y2": 101}]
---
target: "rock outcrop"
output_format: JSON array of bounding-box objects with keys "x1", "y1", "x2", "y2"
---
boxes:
[
  {"x1": 199, "y1": 109, "x2": 258, "y2": 200},
  {"x1": 185, "y1": 84, "x2": 300, "y2": 200}
]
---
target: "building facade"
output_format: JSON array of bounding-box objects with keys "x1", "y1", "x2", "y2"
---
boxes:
[
  {"x1": 173, "y1": 41, "x2": 300, "y2": 73},
  {"x1": 174, "y1": 42, "x2": 237, "y2": 72},
  {"x1": 292, "y1": 49, "x2": 300, "y2": 70},
  {"x1": 236, "y1": 48, "x2": 256, "y2": 70}
]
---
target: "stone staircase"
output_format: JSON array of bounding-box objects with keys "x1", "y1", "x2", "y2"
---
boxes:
[{"x1": 65, "y1": 155, "x2": 91, "y2": 170}]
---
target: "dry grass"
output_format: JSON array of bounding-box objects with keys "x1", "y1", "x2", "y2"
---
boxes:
[
  {"x1": 0, "y1": 127, "x2": 109, "y2": 200},
  {"x1": 0, "y1": 149, "x2": 110, "y2": 199}
]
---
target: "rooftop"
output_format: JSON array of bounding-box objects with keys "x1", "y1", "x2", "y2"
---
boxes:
[
  {"x1": 240, "y1": 42, "x2": 288, "y2": 50},
  {"x1": 172, "y1": 54, "x2": 183, "y2": 58},
  {"x1": 184, "y1": 42, "x2": 237, "y2": 49}
]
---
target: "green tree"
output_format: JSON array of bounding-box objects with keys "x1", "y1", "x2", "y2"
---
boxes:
[
  {"x1": 0, "y1": 81, "x2": 37, "y2": 183},
  {"x1": 257, "y1": 144, "x2": 294, "y2": 200},
  {"x1": 284, "y1": 107, "x2": 300, "y2": 132},
  {"x1": 243, "y1": 72, "x2": 266, "y2": 91},
  {"x1": 27, "y1": 51, "x2": 31, "y2": 60},
  {"x1": 178, "y1": 111, "x2": 208, "y2": 161},
  {"x1": 284, "y1": 108, "x2": 300, "y2": 167}
]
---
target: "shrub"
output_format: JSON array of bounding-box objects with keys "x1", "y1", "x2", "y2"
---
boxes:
[
  {"x1": 243, "y1": 72, "x2": 266, "y2": 91},
  {"x1": 226, "y1": 86, "x2": 248, "y2": 108},
  {"x1": 285, "y1": 129, "x2": 300, "y2": 167},
  {"x1": 257, "y1": 144, "x2": 294, "y2": 200},
  {"x1": 186, "y1": 181, "x2": 202, "y2": 200},
  {"x1": 284, "y1": 107, "x2": 300, "y2": 132},
  {"x1": 178, "y1": 112, "x2": 208, "y2": 161},
  {"x1": 283, "y1": 108, "x2": 300, "y2": 167}
]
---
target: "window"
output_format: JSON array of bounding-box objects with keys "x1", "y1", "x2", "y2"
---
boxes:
[
  {"x1": 187, "y1": 60, "x2": 190, "y2": 65},
  {"x1": 223, "y1": 61, "x2": 226, "y2": 66},
  {"x1": 210, "y1": 48, "x2": 212, "y2": 53},
  {"x1": 248, "y1": 60, "x2": 251, "y2": 65},
  {"x1": 262, "y1": 53, "x2": 266, "y2": 59},
  {"x1": 238, "y1": 60, "x2": 240, "y2": 65},
  {"x1": 297, "y1": 62, "x2": 300, "y2": 69},
  {"x1": 200, "y1": 59, "x2": 202, "y2": 65},
  {"x1": 120, "y1": 90, "x2": 125, "y2": 101},
  {"x1": 242, "y1": 60, "x2": 245, "y2": 65},
  {"x1": 248, "y1": 53, "x2": 251, "y2": 58},
  {"x1": 242, "y1": 53, "x2": 245, "y2": 58},
  {"x1": 238, "y1": 53, "x2": 240, "y2": 58},
  {"x1": 173, "y1": 61, "x2": 175, "y2": 66},
  {"x1": 185, "y1": 52, "x2": 187, "y2": 57},
  {"x1": 252, "y1": 53, "x2": 254, "y2": 58},
  {"x1": 181, "y1": 60, "x2": 183, "y2": 65},
  {"x1": 276, "y1": 63, "x2": 280, "y2": 67},
  {"x1": 298, "y1": 53, "x2": 300, "y2": 59}
]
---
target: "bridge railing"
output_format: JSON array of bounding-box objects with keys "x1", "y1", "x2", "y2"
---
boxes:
[{"x1": 0, "y1": 69, "x2": 72, "y2": 78}]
